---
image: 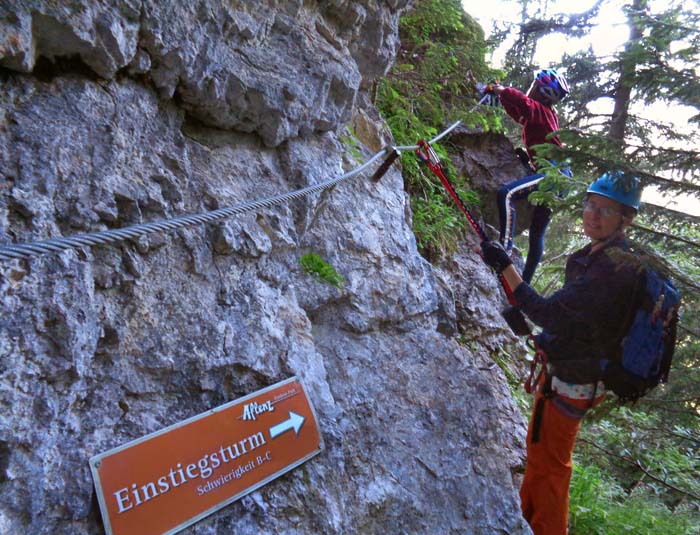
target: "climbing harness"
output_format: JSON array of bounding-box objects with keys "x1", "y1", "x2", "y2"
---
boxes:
[
  {"x1": 528, "y1": 349, "x2": 575, "y2": 443},
  {"x1": 528, "y1": 355, "x2": 599, "y2": 444},
  {"x1": 525, "y1": 342, "x2": 548, "y2": 395}
]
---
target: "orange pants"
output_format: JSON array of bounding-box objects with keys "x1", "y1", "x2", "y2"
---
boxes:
[{"x1": 519, "y1": 385, "x2": 604, "y2": 535}]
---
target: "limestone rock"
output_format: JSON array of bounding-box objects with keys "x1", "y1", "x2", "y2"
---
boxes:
[
  {"x1": 0, "y1": 2, "x2": 532, "y2": 534},
  {"x1": 1, "y1": 1, "x2": 410, "y2": 147},
  {"x1": 449, "y1": 126, "x2": 537, "y2": 237}
]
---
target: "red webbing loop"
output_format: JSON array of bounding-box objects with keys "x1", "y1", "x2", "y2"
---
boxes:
[
  {"x1": 525, "y1": 338, "x2": 548, "y2": 394},
  {"x1": 416, "y1": 140, "x2": 487, "y2": 241}
]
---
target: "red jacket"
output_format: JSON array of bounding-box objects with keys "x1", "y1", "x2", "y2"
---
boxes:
[{"x1": 500, "y1": 87, "x2": 562, "y2": 160}]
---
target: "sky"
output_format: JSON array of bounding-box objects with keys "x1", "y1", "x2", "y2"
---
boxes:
[
  {"x1": 466, "y1": 0, "x2": 629, "y2": 68},
  {"x1": 462, "y1": 0, "x2": 700, "y2": 217}
]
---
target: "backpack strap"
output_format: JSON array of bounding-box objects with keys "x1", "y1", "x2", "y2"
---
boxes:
[{"x1": 659, "y1": 301, "x2": 679, "y2": 384}]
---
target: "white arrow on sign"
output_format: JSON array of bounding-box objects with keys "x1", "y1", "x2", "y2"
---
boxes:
[{"x1": 269, "y1": 411, "x2": 305, "y2": 439}]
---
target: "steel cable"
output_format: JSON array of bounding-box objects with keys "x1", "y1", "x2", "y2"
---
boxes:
[{"x1": 0, "y1": 121, "x2": 463, "y2": 262}]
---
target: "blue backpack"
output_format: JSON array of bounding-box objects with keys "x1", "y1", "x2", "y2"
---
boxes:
[{"x1": 601, "y1": 267, "x2": 681, "y2": 402}]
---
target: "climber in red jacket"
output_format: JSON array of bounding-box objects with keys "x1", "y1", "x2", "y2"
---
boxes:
[{"x1": 486, "y1": 68, "x2": 571, "y2": 285}]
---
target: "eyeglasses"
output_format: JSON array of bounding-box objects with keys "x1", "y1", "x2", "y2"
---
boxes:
[{"x1": 583, "y1": 199, "x2": 622, "y2": 218}]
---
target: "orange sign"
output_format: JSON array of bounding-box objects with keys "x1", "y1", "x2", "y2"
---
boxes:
[{"x1": 90, "y1": 377, "x2": 323, "y2": 535}]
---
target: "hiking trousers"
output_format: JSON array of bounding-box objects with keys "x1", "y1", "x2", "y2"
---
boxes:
[
  {"x1": 519, "y1": 381, "x2": 604, "y2": 535},
  {"x1": 497, "y1": 167, "x2": 572, "y2": 283},
  {"x1": 497, "y1": 173, "x2": 551, "y2": 283}
]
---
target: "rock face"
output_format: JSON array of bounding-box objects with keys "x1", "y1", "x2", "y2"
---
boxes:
[
  {"x1": 1, "y1": 0, "x2": 403, "y2": 147},
  {"x1": 0, "y1": 2, "x2": 531, "y2": 534},
  {"x1": 449, "y1": 126, "x2": 537, "y2": 238}
]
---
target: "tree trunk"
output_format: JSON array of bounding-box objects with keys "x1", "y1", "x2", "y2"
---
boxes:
[{"x1": 608, "y1": 0, "x2": 647, "y2": 141}]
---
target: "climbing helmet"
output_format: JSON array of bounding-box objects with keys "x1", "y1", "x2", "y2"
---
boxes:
[
  {"x1": 531, "y1": 68, "x2": 570, "y2": 104},
  {"x1": 587, "y1": 172, "x2": 643, "y2": 211}
]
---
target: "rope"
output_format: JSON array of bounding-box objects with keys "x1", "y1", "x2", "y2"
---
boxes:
[{"x1": 0, "y1": 121, "x2": 464, "y2": 262}]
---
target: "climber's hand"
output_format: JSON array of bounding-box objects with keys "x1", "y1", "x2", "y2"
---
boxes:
[
  {"x1": 482, "y1": 79, "x2": 501, "y2": 95},
  {"x1": 480, "y1": 241, "x2": 512, "y2": 274}
]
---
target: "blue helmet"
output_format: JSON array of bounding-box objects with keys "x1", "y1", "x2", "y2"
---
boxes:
[
  {"x1": 587, "y1": 173, "x2": 643, "y2": 211},
  {"x1": 532, "y1": 68, "x2": 570, "y2": 104}
]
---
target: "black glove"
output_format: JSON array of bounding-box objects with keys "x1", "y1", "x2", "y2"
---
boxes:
[{"x1": 480, "y1": 241, "x2": 512, "y2": 273}]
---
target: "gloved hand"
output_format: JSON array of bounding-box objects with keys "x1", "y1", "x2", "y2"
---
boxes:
[
  {"x1": 482, "y1": 79, "x2": 501, "y2": 95},
  {"x1": 480, "y1": 241, "x2": 512, "y2": 273}
]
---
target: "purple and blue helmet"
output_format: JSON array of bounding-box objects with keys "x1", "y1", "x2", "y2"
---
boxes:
[{"x1": 531, "y1": 68, "x2": 570, "y2": 104}]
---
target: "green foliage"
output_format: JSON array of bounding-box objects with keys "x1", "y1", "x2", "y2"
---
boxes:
[
  {"x1": 411, "y1": 189, "x2": 463, "y2": 257},
  {"x1": 577, "y1": 406, "x2": 700, "y2": 505},
  {"x1": 569, "y1": 463, "x2": 699, "y2": 535},
  {"x1": 400, "y1": 0, "x2": 468, "y2": 44},
  {"x1": 620, "y1": 5, "x2": 700, "y2": 116},
  {"x1": 411, "y1": 184, "x2": 480, "y2": 258},
  {"x1": 299, "y1": 253, "x2": 345, "y2": 289},
  {"x1": 377, "y1": 0, "x2": 502, "y2": 259},
  {"x1": 339, "y1": 128, "x2": 363, "y2": 163}
]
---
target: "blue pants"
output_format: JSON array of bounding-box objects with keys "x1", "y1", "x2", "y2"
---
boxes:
[{"x1": 497, "y1": 172, "x2": 557, "y2": 284}]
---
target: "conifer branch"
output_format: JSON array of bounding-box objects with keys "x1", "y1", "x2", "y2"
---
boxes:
[
  {"x1": 631, "y1": 223, "x2": 700, "y2": 249},
  {"x1": 578, "y1": 437, "x2": 700, "y2": 501},
  {"x1": 678, "y1": 323, "x2": 700, "y2": 340}
]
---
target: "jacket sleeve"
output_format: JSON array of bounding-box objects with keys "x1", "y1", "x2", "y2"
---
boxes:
[
  {"x1": 513, "y1": 281, "x2": 584, "y2": 333},
  {"x1": 500, "y1": 87, "x2": 537, "y2": 125},
  {"x1": 513, "y1": 265, "x2": 638, "y2": 337}
]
